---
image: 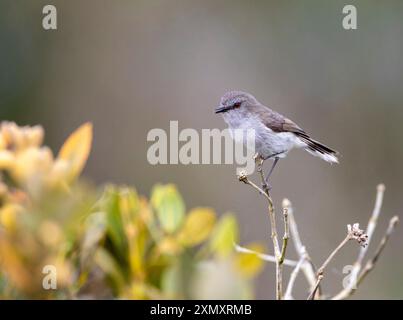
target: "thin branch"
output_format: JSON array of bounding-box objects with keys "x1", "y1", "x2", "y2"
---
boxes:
[
  {"x1": 284, "y1": 253, "x2": 306, "y2": 300},
  {"x1": 238, "y1": 174, "x2": 271, "y2": 202},
  {"x1": 308, "y1": 223, "x2": 368, "y2": 300},
  {"x1": 239, "y1": 156, "x2": 283, "y2": 299},
  {"x1": 234, "y1": 243, "x2": 298, "y2": 267},
  {"x1": 279, "y1": 200, "x2": 290, "y2": 265},
  {"x1": 308, "y1": 275, "x2": 324, "y2": 301},
  {"x1": 307, "y1": 234, "x2": 351, "y2": 300},
  {"x1": 332, "y1": 184, "x2": 385, "y2": 300},
  {"x1": 256, "y1": 159, "x2": 283, "y2": 299},
  {"x1": 239, "y1": 169, "x2": 395, "y2": 300},
  {"x1": 357, "y1": 216, "x2": 399, "y2": 284},
  {"x1": 261, "y1": 161, "x2": 282, "y2": 299},
  {"x1": 257, "y1": 166, "x2": 280, "y2": 256},
  {"x1": 287, "y1": 200, "x2": 317, "y2": 291}
]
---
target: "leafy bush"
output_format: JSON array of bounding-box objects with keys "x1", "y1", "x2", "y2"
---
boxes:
[{"x1": 0, "y1": 122, "x2": 264, "y2": 299}]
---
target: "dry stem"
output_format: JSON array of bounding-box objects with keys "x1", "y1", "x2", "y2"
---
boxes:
[
  {"x1": 307, "y1": 234, "x2": 351, "y2": 300},
  {"x1": 287, "y1": 201, "x2": 318, "y2": 292},
  {"x1": 332, "y1": 215, "x2": 399, "y2": 299},
  {"x1": 284, "y1": 254, "x2": 306, "y2": 300},
  {"x1": 332, "y1": 184, "x2": 386, "y2": 300},
  {"x1": 238, "y1": 155, "x2": 283, "y2": 299},
  {"x1": 279, "y1": 202, "x2": 290, "y2": 265},
  {"x1": 234, "y1": 243, "x2": 298, "y2": 267},
  {"x1": 308, "y1": 223, "x2": 368, "y2": 300},
  {"x1": 237, "y1": 168, "x2": 397, "y2": 300},
  {"x1": 357, "y1": 216, "x2": 399, "y2": 284}
]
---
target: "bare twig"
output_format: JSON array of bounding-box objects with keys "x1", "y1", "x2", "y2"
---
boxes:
[
  {"x1": 238, "y1": 156, "x2": 283, "y2": 299},
  {"x1": 308, "y1": 235, "x2": 350, "y2": 300},
  {"x1": 238, "y1": 172, "x2": 271, "y2": 202},
  {"x1": 308, "y1": 224, "x2": 368, "y2": 300},
  {"x1": 238, "y1": 164, "x2": 395, "y2": 300},
  {"x1": 284, "y1": 253, "x2": 306, "y2": 300},
  {"x1": 308, "y1": 275, "x2": 324, "y2": 300},
  {"x1": 357, "y1": 216, "x2": 399, "y2": 284},
  {"x1": 233, "y1": 243, "x2": 298, "y2": 267},
  {"x1": 332, "y1": 184, "x2": 385, "y2": 300},
  {"x1": 279, "y1": 199, "x2": 290, "y2": 264},
  {"x1": 287, "y1": 200, "x2": 317, "y2": 291},
  {"x1": 257, "y1": 159, "x2": 282, "y2": 299},
  {"x1": 256, "y1": 164, "x2": 280, "y2": 256}
]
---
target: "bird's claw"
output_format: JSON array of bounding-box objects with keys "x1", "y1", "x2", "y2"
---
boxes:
[{"x1": 254, "y1": 153, "x2": 264, "y2": 166}]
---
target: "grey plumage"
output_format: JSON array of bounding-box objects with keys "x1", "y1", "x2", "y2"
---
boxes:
[{"x1": 216, "y1": 90, "x2": 339, "y2": 163}]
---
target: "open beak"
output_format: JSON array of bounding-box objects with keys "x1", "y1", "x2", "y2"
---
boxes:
[{"x1": 215, "y1": 105, "x2": 229, "y2": 114}]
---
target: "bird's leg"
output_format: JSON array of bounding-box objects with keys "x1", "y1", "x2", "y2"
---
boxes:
[
  {"x1": 254, "y1": 154, "x2": 270, "y2": 194},
  {"x1": 265, "y1": 157, "x2": 279, "y2": 187}
]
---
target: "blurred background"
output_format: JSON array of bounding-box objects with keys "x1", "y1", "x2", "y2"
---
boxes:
[{"x1": 0, "y1": 0, "x2": 402, "y2": 299}]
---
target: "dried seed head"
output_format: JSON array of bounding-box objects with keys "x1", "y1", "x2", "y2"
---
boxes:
[
  {"x1": 237, "y1": 170, "x2": 248, "y2": 182},
  {"x1": 347, "y1": 223, "x2": 368, "y2": 247}
]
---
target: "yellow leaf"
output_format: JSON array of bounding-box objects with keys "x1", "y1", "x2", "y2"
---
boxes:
[
  {"x1": 235, "y1": 243, "x2": 265, "y2": 278},
  {"x1": 0, "y1": 150, "x2": 14, "y2": 170},
  {"x1": 0, "y1": 203, "x2": 21, "y2": 231},
  {"x1": 57, "y1": 122, "x2": 93, "y2": 182},
  {"x1": 159, "y1": 236, "x2": 182, "y2": 255},
  {"x1": 12, "y1": 147, "x2": 53, "y2": 186},
  {"x1": 0, "y1": 134, "x2": 6, "y2": 149},
  {"x1": 178, "y1": 208, "x2": 216, "y2": 246},
  {"x1": 26, "y1": 125, "x2": 44, "y2": 147},
  {"x1": 38, "y1": 220, "x2": 63, "y2": 247},
  {"x1": 128, "y1": 224, "x2": 147, "y2": 278},
  {"x1": 209, "y1": 213, "x2": 239, "y2": 257},
  {"x1": 119, "y1": 187, "x2": 140, "y2": 226},
  {"x1": 0, "y1": 238, "x2": 32, "y2": 292},
  {"x1": 128, "y1": 282, "x2": 148, "y2": 299}
]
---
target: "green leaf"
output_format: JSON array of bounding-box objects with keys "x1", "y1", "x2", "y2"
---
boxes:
[
  {"x1": 102, "y1": 186, "x2": 128, "y2": 258},
  {"x1": 161, "y1": 263, "x2": 181, "y2": 297},
  {"x1": 151, "y1": 184, "x2": 185, "y2": 234}
]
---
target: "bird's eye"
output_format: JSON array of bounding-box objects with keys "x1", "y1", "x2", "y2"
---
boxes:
[{"x1": 233, "y1": 102, "x2": 241, "y2": 108}]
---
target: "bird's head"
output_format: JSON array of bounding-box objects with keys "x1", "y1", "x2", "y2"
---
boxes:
[{"x1": 215, "y1": 91, "x2": 258, "y2": 114}]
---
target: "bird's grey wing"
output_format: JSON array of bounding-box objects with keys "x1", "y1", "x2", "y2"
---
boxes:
[
  {"x1": 279, "y1": 117, "x2": 309, "y2": 137},
  {"x1": 256, "y1": 104, "x2": 338, "y2": 155},
  {"x1": 253, "y1": 104, "x2": 309, "y2": 137}
]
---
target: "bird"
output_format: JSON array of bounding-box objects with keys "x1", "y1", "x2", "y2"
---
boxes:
[{"x1": 215, "y1": 90, "x2": 338, "y2": 185}]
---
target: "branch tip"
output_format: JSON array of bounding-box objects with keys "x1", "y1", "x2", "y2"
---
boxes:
[
  {"x1": 377, "y1": 183, "x2": 385, "y2": 193},
  {"x1": 347, "y1": 223, "x2": 368, "y2": 247}
]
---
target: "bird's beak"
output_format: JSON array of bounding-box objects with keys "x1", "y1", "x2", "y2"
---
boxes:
[{"x1": 215, "y1": 105, "x2": 229, "y2": 114}]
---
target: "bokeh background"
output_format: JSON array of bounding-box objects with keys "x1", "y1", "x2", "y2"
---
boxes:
[{"x1": 1, "y1": 0, "x2": 402, "y2": 299}]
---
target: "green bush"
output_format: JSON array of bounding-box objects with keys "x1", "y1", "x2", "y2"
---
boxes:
[{"x1": 0, "y1": 122, "x2": 264, "y2": 299}]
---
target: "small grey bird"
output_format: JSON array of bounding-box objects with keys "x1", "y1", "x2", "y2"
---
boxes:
[{"x1": 215, "y1": 90, "x2": 338, "y2": 183}]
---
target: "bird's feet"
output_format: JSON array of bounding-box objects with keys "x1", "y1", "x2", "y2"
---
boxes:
[{"x1": 254, "y1": 153, "x2": 264, "y2": 165}]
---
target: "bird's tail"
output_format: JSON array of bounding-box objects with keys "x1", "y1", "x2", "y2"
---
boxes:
[{"x1": 299, "y1": 136, "x2": 339, "y2": 164}]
